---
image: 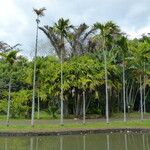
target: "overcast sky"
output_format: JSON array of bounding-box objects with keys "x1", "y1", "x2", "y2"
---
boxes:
[{"x1": 0, "y1": 0, "x2": 150, "y2": 57}]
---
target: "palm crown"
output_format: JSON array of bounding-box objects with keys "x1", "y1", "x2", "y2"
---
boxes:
[
  {"x1": 0, "y1": 50, "x2": 19, "y2": 65},
  {"x1": 33, "y1": 7, "x2": 46, "y2": 17}
]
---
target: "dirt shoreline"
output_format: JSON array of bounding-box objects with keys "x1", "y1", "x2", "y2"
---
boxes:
[{"x1": 0, "y1": 128, "x2": 150, "y2": 137}]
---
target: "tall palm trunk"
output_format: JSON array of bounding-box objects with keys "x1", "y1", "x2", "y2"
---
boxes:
[
  {"x1": 143, "y1": 62, "x2": 146, "y2": 113},
  {"x1": 123, "y1": 59, "x2": 126, "y2": 122},
  {"x1": 60, "y1": 35, "x2": 64, "y2": 126},
  {"x1": 37, "y1": 90, "x2": 40, "y2": 119},
  {"x1": 103, "y1": 40, "x2": 109, "y2": 123},
  {"x1": 6, "y1": 77, "x2": 11, "y2": 126},
  {"x1": 83, "y1": 91, "x2": 86, "y2": 124},
  {"x1": 140, "y1": 75, "x2": 143, "y2": 121},
  {"x1": 31, "y1": 16, "x2": 39, "y2": 127}
]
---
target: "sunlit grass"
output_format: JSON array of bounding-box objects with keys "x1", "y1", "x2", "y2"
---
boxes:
[
  {"x1": 0, "y1": 119, "x2": 150, "y2": 132},
  {"x1": 0, "y1": 112, "x2": 150, "y2": 132}
]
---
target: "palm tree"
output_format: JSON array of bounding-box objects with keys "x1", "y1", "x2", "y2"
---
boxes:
[
  {"x1": 143, "y1": 62, "x2": 146, "y2": 113},
  {"x1": 0, "y1": 50, "x2": 19, "y2": 126},
  {"x1": 140, "y1": 73, "x2": 144, "y2": 121},
  {"x1": 129, "y1": 39, "x2": 149, "y2": 121},
  {"x1": 94, "y1": 21, "x2": 121, "y2": 123},
  {"x1": 94, "y1": 23, "x2": 109, "y2": 123},
  {"x1": 31, "y1": 7, "x2": 46, "y2": 127},
  {"x1": 39, "y1": 22, "x2": 95, "y2": 58},
  {"x1": 54, "y1": 18, "x2": 73, "y2": 125},
  {"x1": 117, "y1": 36, "x2": 128, "y2": 122},
  {"x1": 83, "y1": 90, "x2": 86, "y2": 124},
  {"x1": 67, "y1": 23, "x2": 95, "y2": 56},
  {"x1": 0, "y1": 41, "x2": 21, "y2": 53}
]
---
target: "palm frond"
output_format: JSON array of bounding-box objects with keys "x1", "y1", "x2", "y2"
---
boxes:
[
  {"x1": 33, "y1": 7, "x2": 46, "y2": 17},
  {"x1": 0, "y1": 50, "x2": 20, "y2": 65}
]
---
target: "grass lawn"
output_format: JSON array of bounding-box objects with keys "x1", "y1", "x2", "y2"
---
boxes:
[
  {"x1": 0, "y1": 112, "x2": 150, "y2": 133},
  {"x1": 0, "y1": 119, "x2": 150, "y2": 133}
]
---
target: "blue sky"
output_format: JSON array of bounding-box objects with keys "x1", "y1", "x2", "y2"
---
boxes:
[{"x1": 0, "y1": 0, "x2": 150, "y2": 57}]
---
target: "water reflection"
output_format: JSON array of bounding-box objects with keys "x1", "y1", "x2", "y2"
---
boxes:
[
  {"x1": 83, "y1": 135, "x2": 86, "y2": 150},
  {"x1": 30, "y1": 137, "x2": 33, "y2": 150},
  {"x1": 124, "y1": 134, "x2": 128, "y2": 150},
  {"x1": 143, "y1": 134, "x2": 145, "y2": 150},
  {"x1": 147, "y1": 135, "x2": 150, "y2": 150},
  {"x1": 5, "y1": 138, "x2": 8, "y2": 150},
  {"x1": 106, "y1": 135, "x2": 110, "y2": 150},
  {"x1": 36, "y1": 137, "x2": 39, "y2": 150},
  {"x1": 0, "y1": 133, "x2": 150, "y2": 150},
  {"x1": 60, "y1": 136, "x2": 63, "y2": 150}
]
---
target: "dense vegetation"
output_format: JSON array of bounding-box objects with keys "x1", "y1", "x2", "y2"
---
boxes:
[{"x1": 0, "y1": 18, "x2": 150, "y2": 120}]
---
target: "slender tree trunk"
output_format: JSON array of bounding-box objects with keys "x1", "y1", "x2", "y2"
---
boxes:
[
  {"x1": 133, "y1": 86, "x2": 139, "y2": 107},
  {"x1": 64, "y1": 99, "x2": 69, "y2": 116},
  {"x1": 126, "y1": 82, "x2": 129, "y2": 112},
  {"x1": 76, "y1": 92, "x2": 80, "y2": 116},
  {"x1": 123, "y1": 60, "x2": 126, "y2": 122},
  {"x1": 85, "y1": 94, "x2": 91, "y2": 113},
  {"x1": 143, "y1": 62, "x2": 146, "y2": 113},
  {"x1": 128, "y1": 82, "x2": 133, "y2": 108},
  {"x1": 104, "y1": 49, "x2": 109, "y2": 124},
  {"x1": 140, "y1": 75, "x2": 144, "y2": 121},
  {"x1": 117, "y1": 91, "x2": 120, "y2": 113},
  {"x1": 6, "y1": 78, "x2": 11, "y2": 126},
  {"x1": 60, "y1": 35, "x2": 64, "y2": 126},
  {"x1": 37, "y1": 90, "x2": 40, "y2": 120},
  {"x1": 31, "y1": 16, "x2": 39, "y2": 127},
  {"x1": 83, "y1": 91, "x2": 86, "y2": 124},
  {"x1": 102, "y1": 36, "x2": 109, "y2": 124}
]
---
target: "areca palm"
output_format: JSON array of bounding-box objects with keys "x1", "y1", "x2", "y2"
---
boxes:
[
  {"x1": 39, "y1": 25, "x2": 62, "y2": 58},
  {"x1": 54, "y1": 18, "x2": 73, "y2": 125},
  {"x1": 39, "y1": 21, "x2": 95, "y2": 58},
  {"x1": 94, "y1": 21, "x2": 121, "y2": 123},
  {"x1": 140, "y1": 36, "x2": 150, "y2": 113},
  {"x1": 0, "y1": 50, "x2": 19, "y2": 126},
  {"x1": 67, "y1": 23, "x2": 95, "y2": 56},
  {"x1": 54, "y1": 18, "x2": 73, "y2": 58},
  {"x1": 129, "y1": 40, "x2": 150, "y2": 121},
  {"x1": 0, "y1": 41, "x2": 21, "y2": 53},
  {"x1": 31, "y1": 7, "x2": 46, "y2": 127},
  {"x1": 117, "y1": 36, "x2": 128, "y2": 122}
]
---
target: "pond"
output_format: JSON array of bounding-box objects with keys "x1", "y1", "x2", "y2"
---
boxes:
[{"x1": 0, "y1": 133, "x2": 149, "y2": 150}]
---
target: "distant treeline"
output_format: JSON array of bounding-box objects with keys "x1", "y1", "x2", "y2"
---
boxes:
[{"x1": 0, "y1": 19, "x2": 150, "y2": 119}]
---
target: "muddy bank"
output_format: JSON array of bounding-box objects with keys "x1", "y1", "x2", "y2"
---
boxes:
[{"x1": 0, "y1": 128, "x2": 150, "y2": 137}]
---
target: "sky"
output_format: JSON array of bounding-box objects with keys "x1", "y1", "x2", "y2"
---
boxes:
[{"x1": 0, "y1": 0, "x2": 150, "y2": 57}]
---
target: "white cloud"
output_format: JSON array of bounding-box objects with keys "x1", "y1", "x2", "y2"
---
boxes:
[
  {"x1": 0, "y1": 0, "x2": 28, "y2": 44},
  {"x1": 0, "y1": 0, "x2": 150, "y2": 57}
]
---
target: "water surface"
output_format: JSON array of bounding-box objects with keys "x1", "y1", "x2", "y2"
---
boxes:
[{"x1": 0, "y1": 133, "x2": 149, "y2": 150}]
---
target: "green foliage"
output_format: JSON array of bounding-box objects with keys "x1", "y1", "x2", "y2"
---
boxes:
[
  {"x1": 11, "y1": 90, "x2": 31, "y2": 118},
  {"x1": 0, "y1": 20, "x2": 150, "y2": 119}
]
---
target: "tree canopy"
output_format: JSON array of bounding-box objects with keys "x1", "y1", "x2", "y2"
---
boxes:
[{"x1": 0, "y1": 19, "x2": 150, "y2": 119}]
